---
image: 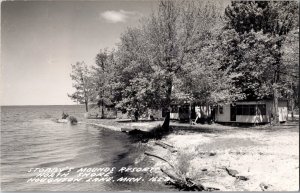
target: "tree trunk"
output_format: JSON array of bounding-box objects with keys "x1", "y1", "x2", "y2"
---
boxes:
[
  {"x1": 188, "y1": 102, "x2": 192, "y2": 124},
  {"x1": 272, "y1": 87, "x2": 279, "y2": 124},
  {"x1": 272, "y1": 40, "x2": 283, "y2": 125},
  {"x1": 101, "y1": 99, "x2": 104, "y2": 119},
  {"x1": 291, "y1": 105, "x2": 294, "y2": 121},
  {"x1": 162, "y1": 112, "x2": 170, "y2": 131},
  {"x1": 85, "y1": 101, "x2": 89, "y2": 112},
  {"x1": 289, "y1": 82, "x2": 294, "y2": 121},
  {"x1": 165, "y1": 76, "x2": 173, "y2": 107},
  {"x1": 290, "y1": 98, "x2": 294, "y2": 121},
  {"x1": 134, "y1": 110, "x2": 139, "y2": 122},
  {"x1": 163, "y1": 75, "x2": 173, "y2": 131}
]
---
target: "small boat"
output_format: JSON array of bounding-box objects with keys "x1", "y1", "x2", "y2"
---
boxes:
[{"x1": 57, "y1": 119, "x2": 68, "y2": 123}]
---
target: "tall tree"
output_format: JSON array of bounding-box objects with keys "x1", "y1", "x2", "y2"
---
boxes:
[
  {"x1": 143, "y1": 0, "x2": 224, "y2": 114},
  {"x1": 92, "y1": 49, "x2": 117, "y2": 118},
  {"x1": 114, "y1": 0, "x2": 227, "y2": 123},
  {"x1": 113, "y1": 27, "x2": 160, "y2": 118},
  {"x1": 68, "y1": 61, "x2": 94, "y2": 112},
  {"x1": 281, "y1": 29, "x2": 299, "y2": 119},
  {"x1": 223, "y1": 1, "x2": 299, "y2": 124}
]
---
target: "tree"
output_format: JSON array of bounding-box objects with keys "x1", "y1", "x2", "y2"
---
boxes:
[
  {"x1": 114, "y1": 0, "x2": 226, "y2": 123},
  {"x1": 113, "y1": 27, "x2": 161, "y2": 119},
  {"x1": 281, "y1": 29, "x2": 299, "y2": 120},
  {"x1": 92, "y1": 49, "x2": 116, "y2": 118},
  {"x1": 175, "y1": 14, "x2": 245, "y2": 107},
  {"x1": 143, "y1": 0, "x2": 224, "y2": 114},
  {"x1": 68, "y1": 61, "x2": 94, "y2": 112},
  {"x1": 222, "y1": 1, "x2": 299, "y2": 124}
]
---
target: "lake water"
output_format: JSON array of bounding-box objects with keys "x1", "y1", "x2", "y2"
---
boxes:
[{"x1": 1, "y1": 105, "x2": 171, "y2": 191}]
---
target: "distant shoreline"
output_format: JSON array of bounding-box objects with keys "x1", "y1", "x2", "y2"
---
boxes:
[{"x1": 1, "y1": 104, "x2": 82, "y2": 107}]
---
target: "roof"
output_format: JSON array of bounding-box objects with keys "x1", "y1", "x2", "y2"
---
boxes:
[
  {"x1": 97, "y1": 97, "x2": 114, "y2": 107},
  {"x1": 235, "y1": 98, "x2": 288, "y2": 103}
]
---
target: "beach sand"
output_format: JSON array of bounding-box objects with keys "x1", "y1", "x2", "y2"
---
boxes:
[
  {"x1": 146, "y1": 121, "x2": 299, "y2": 191},
  {"x1": 85, "y1": 118, "x2": 299, "y2": 191}
]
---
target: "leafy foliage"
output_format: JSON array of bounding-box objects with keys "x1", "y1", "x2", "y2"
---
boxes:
[
  {"x1": 68, "y1": 62, "x2": 94, "y2": 112},
  {"x1": 92, "y1": 49, "x2": 116, "y2": 102},
  {"x1": 222, "y1": 1, "x2": 299, "y2": 123},
  {"x1": 112, "y1": 0, "x2": 240, "y2": 116},
  {"x1": 68, "y1": 0, "x2": 299, "y2": 123}
]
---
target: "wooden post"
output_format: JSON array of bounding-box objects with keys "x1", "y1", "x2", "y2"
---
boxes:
[{"x1": 189, "y1": 102, "x2": 192, "y2": 125}]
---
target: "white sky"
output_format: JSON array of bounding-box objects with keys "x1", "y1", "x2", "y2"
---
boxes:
[{"x1": 1, "y1": 1, "x2": 155, "y2": 105}]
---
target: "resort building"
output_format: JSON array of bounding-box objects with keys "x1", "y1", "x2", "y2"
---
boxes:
[
  {"x1": 168, "y1": 102, "x2": 212, "y2": 122},
  {"x1": 214, "y1": 100, "x2": 288, "y2": 124},
  {"x1": 166, "y1": 99, "x2": 288, "y2": 124}
]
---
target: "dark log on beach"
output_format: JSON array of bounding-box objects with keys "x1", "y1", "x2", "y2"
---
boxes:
[
  {"x1": 225, "y1": 167, "x2": 239, "y2": 177},
  {"x1": 144, "y1": 151, "x2": 175, "y2": 169},
  {"x1": 122, "y1": 114, "x2": 171, "y2": 140},
  {"x1": 127, "y1": 129, "x2": 153, "y2": 142},
  {"x1": 159, "y1": 141, "x2": 174, "y2": 148},
  {"x1": 155, "y1": 141, "x2": 177, "y2": 153},
  {"x1": 224, "y1": 167, "x2": 249, "y2": 181},
  {"x1": 128, "y1": 129, "x2": 149, "y2": 135}
]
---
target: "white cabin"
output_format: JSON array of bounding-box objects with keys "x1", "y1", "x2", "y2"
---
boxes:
[{"x1": 215, "y1": 100, "x2": 288, "y2": 124}]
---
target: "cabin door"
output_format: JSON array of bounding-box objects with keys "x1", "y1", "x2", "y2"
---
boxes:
[{"x1": 230, "y1": 104, "x2": 236, "y2": 121}]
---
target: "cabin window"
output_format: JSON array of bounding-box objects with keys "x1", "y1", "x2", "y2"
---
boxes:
[
  {"x1": 237, "y1": 105, "x2": 243, "y2": 115},
  {"x1": 249, "y1": 105, "x2": 256, "y2": 115},
  {"x1": 219, "y1": 106, "x2": 223, "y2": 114},
  {"x1": 236, "y1": 104, "x2": 266, "y2": 115},
  {"x1": 178, "y1": 105, "x2": 189, "y2": 113},
  {"x1": 242, "y1": 105, "x2": 250, "y2": 115}
]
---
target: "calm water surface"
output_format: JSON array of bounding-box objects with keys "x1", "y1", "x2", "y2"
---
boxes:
[{"x1": 1, "y1": 105, "x2": 170, "y2": 191}]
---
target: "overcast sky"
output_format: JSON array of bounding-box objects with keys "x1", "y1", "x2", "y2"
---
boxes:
[{"x1": 1, "y1": 1, "x2": 155, "y2": 106}]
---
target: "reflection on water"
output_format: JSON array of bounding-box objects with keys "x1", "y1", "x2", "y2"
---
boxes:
[{"x1": 1, "y1": 106, "x2": 170, "y2": 191}]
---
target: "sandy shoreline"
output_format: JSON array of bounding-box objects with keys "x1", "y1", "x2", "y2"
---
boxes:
[{"x1": 85, "y1": 118, "x2": 299, "y2": 191}]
